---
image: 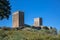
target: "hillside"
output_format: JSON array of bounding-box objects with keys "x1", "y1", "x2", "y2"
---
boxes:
[{"x1": 0, "y1": 27, "x2": 60, "y2": 40}]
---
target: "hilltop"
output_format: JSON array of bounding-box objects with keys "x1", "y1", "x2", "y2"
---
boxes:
[{"x1": 0, "y1": 26, "x2": 59, "y2": 40}]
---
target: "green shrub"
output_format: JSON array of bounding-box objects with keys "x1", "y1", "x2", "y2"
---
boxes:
[{"x1": 0, "y1": 29, "x2": 59, "y2": 40}]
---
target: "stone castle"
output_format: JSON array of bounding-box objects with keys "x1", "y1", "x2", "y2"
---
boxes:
[
  {"x1": 12, "y1": 11, "x2": 56, "y2": 30},
  {"x1": 12, "y1": 11, "x2": 42, "y2": 28},
  {"x1": 11, "y1": 11, "x2": 57, "y2": 34},
  {"x1": 12, "y1": 11, "x2": 43, "y2": 28}
]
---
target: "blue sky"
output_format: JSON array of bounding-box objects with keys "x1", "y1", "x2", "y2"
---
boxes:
[{"x1": 0, "y1": 0, "x2": 60, "y2": 30}]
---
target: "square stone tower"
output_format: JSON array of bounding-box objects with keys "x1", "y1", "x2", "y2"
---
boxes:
[
  {"x1": 34, "y1": 18, "x2": 42, "y2": 27},
  {"x1": 12, "y1": 11, "x2": 24, "y2": 28}
]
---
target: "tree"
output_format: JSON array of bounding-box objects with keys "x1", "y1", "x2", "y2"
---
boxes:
[{"x1": 0, "y1": 0, "x2": 11, "y2": 20}]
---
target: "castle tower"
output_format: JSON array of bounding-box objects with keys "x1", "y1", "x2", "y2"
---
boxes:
[
  {"x1": 12, "y1": 11, "x2": 24, "y2": 28},
  {"x1": 34, "y1": 18, "x2": 42, "y2": 27}
]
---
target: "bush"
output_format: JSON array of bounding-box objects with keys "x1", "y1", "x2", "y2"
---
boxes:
[{"x1": 0, "y1": 29, "x2": 59, "y2": 40}]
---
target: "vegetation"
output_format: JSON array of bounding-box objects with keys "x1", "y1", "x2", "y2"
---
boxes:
[
  {"x1": 0, "y1": 28, "x2": 60, "y2": 40},
  {"x1": 0, "y1": 0, "x2": 11, "y2": 20},
  {"x1": 0, "y1": 0, "x2": 59, "y2": 40}
]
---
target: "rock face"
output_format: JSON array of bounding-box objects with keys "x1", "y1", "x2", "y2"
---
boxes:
[{"x1": 12, "y1": 11, "x2": 24, "y2": 28}]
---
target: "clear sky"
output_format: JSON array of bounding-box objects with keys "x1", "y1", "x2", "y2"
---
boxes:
[{"x1": 0, "y1": 0, "x2": 60, "y2": 30}]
